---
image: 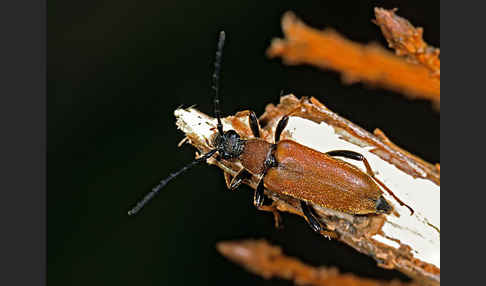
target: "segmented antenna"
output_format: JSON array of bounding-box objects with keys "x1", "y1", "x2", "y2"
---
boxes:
[
  {"x1": 212, "y1": 31, "x2": 225, "y2": 135},
  {"x1": 128, "y1": 149, "x2": 217, "y2": 216}
]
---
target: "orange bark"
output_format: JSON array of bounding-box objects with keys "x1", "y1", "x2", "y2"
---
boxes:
[
  {"x1": 374, "y1": 8, "x2": 440, "y2": 79},
  {"x1": 217, "y1": 239, "x2": 416, "y2": 286},
  {"x1": 267, "y1": 12, "x2": 440, "y2": 104}
]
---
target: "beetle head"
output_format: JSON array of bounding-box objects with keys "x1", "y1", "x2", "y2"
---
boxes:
[{"x1": 212, "y1": 129, "x2": 245, "y2": 160}]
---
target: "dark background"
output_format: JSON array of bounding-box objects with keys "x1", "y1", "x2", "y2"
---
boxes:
[{"x1": 48, "y1": 0, "x2": 439, "y2": 285}]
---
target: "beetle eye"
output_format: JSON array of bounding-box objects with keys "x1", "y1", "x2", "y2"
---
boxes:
[
  {"x1": 225, "y1": 130, "x2": 239, "y2": 139},
  {"x1": 212, "y1": 133, "x2": 222, "y2": 147},
  {"x1": 375, "y1": 196, "x2": 392, "y2": 213}
]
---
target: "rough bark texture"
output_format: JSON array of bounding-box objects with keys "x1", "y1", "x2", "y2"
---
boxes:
[
  {"x1": 217, "y1": 239, "x2": 419, "y2": 286},
  {"x1": 373, "y1": 8, "x2": 440, "y2": 79},
  {"x1": 267, "y1": 11, "x2": 440, "y2": 105},
  {"x1": 174, "y1": 95, "x2": 440, "y2": 286}
]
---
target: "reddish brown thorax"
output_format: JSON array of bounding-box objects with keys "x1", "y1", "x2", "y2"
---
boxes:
[{"x1": 240, "y1": 139, "x2": 274, "y2": 175}]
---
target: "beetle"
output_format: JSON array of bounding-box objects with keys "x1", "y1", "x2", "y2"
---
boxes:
[{"x1": 128, "y1": 31, "x2": 413, "y2": 234}]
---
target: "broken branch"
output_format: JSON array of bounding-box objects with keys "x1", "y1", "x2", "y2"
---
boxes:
[
  {"x1": 175, "y1": 95, "x2": 440, "y2": 285},
  {"x1": 267, "y1": 12, "x2": 440, "y2": 104},
  {"x1": 217, "y1": 239, "x2": 418, "y2": 286},
  {"x1": 373, "y1": 8, "x2": 440, "y2": 79}
]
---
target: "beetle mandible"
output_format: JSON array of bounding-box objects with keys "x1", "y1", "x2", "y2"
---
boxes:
[{"x1": 128, "y1": 31, "x2": 414, "y2": 235}]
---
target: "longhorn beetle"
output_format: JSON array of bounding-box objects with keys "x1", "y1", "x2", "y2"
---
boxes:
[{"x1": 128, "y1": 31, "x2": 414, "y2": 235}]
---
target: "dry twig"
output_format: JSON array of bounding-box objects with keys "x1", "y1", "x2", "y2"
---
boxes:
[
  {"x1": 373, "y1": 8, "x2": 440, "y2": 79},
  {"x1": 217, "y1": 239, "x2": 417, "y2": 286},
  {"x1": 267, "y1": 12, "x2": 440, "y2": 104},
  {"x1": 174, "y1": 95, "x2": 439, "y2": 286}
]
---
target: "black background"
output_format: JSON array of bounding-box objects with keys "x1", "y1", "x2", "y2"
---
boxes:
[{"x1": 48, "y1": 0, "x2": 439, "y2": 285}]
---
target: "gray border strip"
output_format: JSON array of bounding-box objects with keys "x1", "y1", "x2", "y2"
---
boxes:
[{"x1": 0, "y1": 1, "x2": 46, "y2": 285}]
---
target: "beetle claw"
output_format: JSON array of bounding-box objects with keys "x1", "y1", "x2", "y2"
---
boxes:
[
  {"x1": 253, "y1": 179, "x2": 265, "y2": 207},
  {"x1": 300, "y1": 201, "x2": 324, "y2": 233},
  {"x1": 309, "y1": 219, "x2": 322, "y2": 233}
]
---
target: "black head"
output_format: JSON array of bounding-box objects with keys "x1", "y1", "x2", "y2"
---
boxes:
[{"x1": 212, "y1": 129, "x2": 245, "y2": 160}]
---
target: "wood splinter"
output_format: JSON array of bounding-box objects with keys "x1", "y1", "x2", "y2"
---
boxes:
[{"x1": 174, "y1": 94, "x2": 440, "y2": 286}]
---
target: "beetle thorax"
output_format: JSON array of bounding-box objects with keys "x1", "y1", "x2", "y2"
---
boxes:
[{"x1": 239, "y1": 139, "x2": 276, "y2": 175}]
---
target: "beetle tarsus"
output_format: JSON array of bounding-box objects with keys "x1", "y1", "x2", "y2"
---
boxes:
[
  {"x1": 300, "y1": 201, "x2": 324, "y2": 233},
  {"x1": 229, "y1": 169, "x2": 251, "y2": 190},
  {"x1": 253, "y1": 179, "x2": 265, "y2": 207},
  {"x1": 255, "y1": 203, "x2": 283, "y2": 229},
  {"x1": 252, "y1": 180, "x2": 283, "y2": 229}
]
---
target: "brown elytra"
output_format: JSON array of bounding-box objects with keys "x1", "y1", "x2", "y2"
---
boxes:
[{"x1": 241, "y1": 139, "x2": 389, "y2": 215}]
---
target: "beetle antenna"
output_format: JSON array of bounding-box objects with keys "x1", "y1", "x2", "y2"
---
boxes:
[
  {"x1": 128, "y1": 149, "x2": 218, "y2": 216},
  {"x1": 212, "y1": 31, "x2": 225, "y2": 135}
]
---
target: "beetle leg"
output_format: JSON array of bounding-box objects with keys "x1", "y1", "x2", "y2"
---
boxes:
[
  {"x1": 223, "y1": 172, "x2": 232, "y2": 189},
  {"x1": 300, "y1": 201, "x2": 338, "y2": 238},
  {"x1": 253, "y1": 178, "x2": 265, "y2": 207},
  {"x1": 257, "y1": 204, "x2": 283, "y2": 229},
  {"x1": 326, "y1": 150, "x2": 414, "y2": 215},
  {"x1": 253, "y1": 179, "x2": 283, "y2": 228},
  {"x1": 275, "y1": 115, "x2": 289, "y2": 143},
  {"x1": 274, "y1": 99, "x2": 312, "y2": 143},
  {"x1": 326, "y1": 150, "x2": 380, "y2": 176},
  {"x1": 248, "y1": 110, "x2": 261, "y2": 138},
  {"x1": 300, "y1": 201, "x2": 324, "y2": 233},
  {"x1": 274, "y1": 97, "x2": 314, "y2": 142},
  {"x1": 228, "y1": 169, "x2": 252, "y2": 190}
]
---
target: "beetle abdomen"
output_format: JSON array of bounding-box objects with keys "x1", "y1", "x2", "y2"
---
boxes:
[{"x1": 264, "y1": 140, "x2": 385, "y2": 214}]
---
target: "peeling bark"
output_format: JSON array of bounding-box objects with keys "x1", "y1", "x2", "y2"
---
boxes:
[
  {"x1": 217, "y1": 239, "x2": 418, "y2": 286},
  {"x1": 174, "y1": 95, "x2": 440, "y2": 286}
]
